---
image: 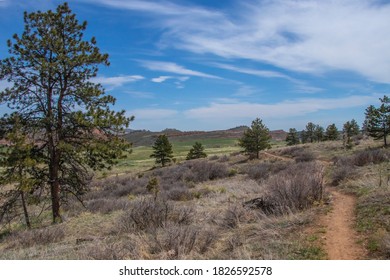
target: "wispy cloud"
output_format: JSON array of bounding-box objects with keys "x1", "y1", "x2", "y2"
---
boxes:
[
  {"x1": 95, "y1": 0, "x2": 390, "y2": 84},
  {"x1": 130, "y1": 108, "x2": 178, "y2": 120},
  {"x1": 214, "y1": 63, "x2": 295, "y2": 81},
  {"x1": 140, "y1": 61, "x2": 221, "y2": 79},
  {"x1": 92, "y1": 75, "x2": 144, "y2": 89},
  {"x1": 151, "y1": 76, "x2": 172, "y2": 83},
  {"x1": 184, "y1": 94, "x2": 379, "y2": 121},
  {"x1": 125, "y1": 91, "x2": 154, "y2": 99}
]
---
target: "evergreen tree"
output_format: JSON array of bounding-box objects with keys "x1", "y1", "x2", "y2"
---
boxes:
[
  {"x1": 286, "y1": 128, "x2": 300, "y2": 146},
  {"x1": 239, "y1": 118, "x2": 271, "y2": 159},
  {"x1": 325, "y1": 124, "x2": 339, "y2": 140},
  {"x1": 350, "y1": 119, "x2": 360, "y2": 136},
  {"x1": 300, "y1": 130, "x2": 308, "y2": 144},
  {"x1": 343, "y1": 120, "x2": 360, "y2": 149},
  {"x1": 0, "y1": 3, "x2": 132, "y2": 223},
  {"x1": 186, "y1": 142, "x2": 207, "y2": 160},
  {"x1": 314, "y1": 125, "x2": 324, "y2": 142},
  {"x1": 150, "y1": 134, "x2": 174, "y2": 167},
  {"x1": 304, "y1": 122, "x2": 316, "y2": 143},
  {"x1": 364, "y1": 95, "x2": 390, "y2": 146}
]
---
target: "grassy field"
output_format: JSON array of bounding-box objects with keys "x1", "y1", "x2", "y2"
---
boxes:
[{"x1": 0, "y1": 136, "x2": 389, "y2": 260}]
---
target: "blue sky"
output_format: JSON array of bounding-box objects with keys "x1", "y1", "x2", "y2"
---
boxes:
[{"x1": 0, "y1": 0, "x2": 389, "y2": 131}]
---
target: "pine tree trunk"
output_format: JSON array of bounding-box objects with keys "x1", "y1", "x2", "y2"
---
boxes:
[
  {"x1": 20, "y1": 191, "x2": 31, "y2": 229},
  {"x1": 50, "y1": 152, "x2": 62, "y2": 224}
]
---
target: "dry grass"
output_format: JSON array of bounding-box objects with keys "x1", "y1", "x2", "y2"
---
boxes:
[{"x1": 1, "y1": 137, "x2": 388, "y2": 259}]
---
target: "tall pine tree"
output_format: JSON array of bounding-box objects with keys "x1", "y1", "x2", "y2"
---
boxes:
[
  {"x1": 0, "y1": 3, "x2": 132, "y2": 223},
  {"x1": 239, "y1": 118, "x2": 271, "y2": 159},
  {"x1": 150, "y1": 135, "x2": 174, "y2": 167},
  {"x1": 365, "y1": 95, "x2": 390, "y2": 146}
]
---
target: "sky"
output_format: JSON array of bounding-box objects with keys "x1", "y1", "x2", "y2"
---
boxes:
[{"x1": 0, "y1": 0, "x2": 389, "y2": 132}]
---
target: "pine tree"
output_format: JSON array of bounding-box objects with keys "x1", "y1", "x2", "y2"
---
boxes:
[
  {"x1": 239, "y1": 118, "x2": 271, "y2": 159},
  {"x1": 304, "y1": 122, "x2": 316, "y2": 143},
  {"x1": 314, "y1": 125, "x2": 324, "y2": 142},
  {"x1": 343, "y1": 120, "x2": 360, "y2": 149},
  {"x1": 286, "y1": 128, "x2": 300, "y2": 146},
  {"x1": 325, "y1": 124, "x2": 339, "y2": 140},
  {"x1": 150, "y1": 134, "x2": 174, "y2": 167},
  {"x1": 186, "y1": 142, "x2": 207, "y2": 160},
  {"x1": 364, "y1": 95, "x2": 390, "y2": 146},
  {"x1": 0, "y1": 3, "x2": 132, "y2": 223}
]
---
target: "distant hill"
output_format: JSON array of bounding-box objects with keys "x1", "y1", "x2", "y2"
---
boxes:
[{"x1": 124, "y1": 126, "x2": 287, "y2": 146}]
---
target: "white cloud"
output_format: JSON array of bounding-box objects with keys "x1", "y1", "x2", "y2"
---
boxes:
[
  {"x1": 214, "y1": 63, "x2": 295, "y2": 81},
  {"x1": 140, "y1": 61, "x2": 221, "y2": 79},
  {"x1": 151, "y1": 76, "x2": 172, "y2": 83},
  {"x1": 125, "y1": 91, "x2": 154, "y2": 99},
  {"x1": 96, "y1": 0, "x2": 390, "y2": 84},
  {"x1": 130, "y1": 108, "x2": 178, "y2": 120},
  {"x1": 184, "y1": 94, "x2": 379, "y2": 121},
  {"x1": 92, "y1": 75, "x2": 144, "y2": 88}
]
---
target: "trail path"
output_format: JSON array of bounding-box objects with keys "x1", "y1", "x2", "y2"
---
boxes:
[
  {"x1": 320, "y1": 188, "x2": 366, "y2": 259},
  {"x1": 261, "y1": 151, "x2": 367, "y2": 259}
]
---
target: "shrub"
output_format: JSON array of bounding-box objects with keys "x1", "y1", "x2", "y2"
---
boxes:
[
  {"x1": 246, "y1": 163, "x2": 271, "y2": 180},
  {"x1": 87, "y1": 198, "x2": 130, "y2": 214},
  {"x1": 246, "y1": 162, "x2": 324, "y2": 215},
  {"x1": 120, "y1": 198, "x2": 171, "y2": 232},
  {"x1": 352, "y1": 149, "x2": 390, "y2": 167},
  {"x1": 142, "y1": 225, "x2": 199, "y2": 259},
  {"x1": 119, "y1": 198, "x2": 194, "y2": 232},
  {"x1": 6, "y1": 226, "x2": 65, "y2": 248},
  {"x1": 294, "y1": 150, "x2": 316, "y2": 162},
  {"x1": 165, "y1": 187, "x2": 194, "y2": 201}
]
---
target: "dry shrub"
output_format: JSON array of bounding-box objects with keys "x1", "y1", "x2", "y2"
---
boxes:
[
  {"x1": 87, "y1": 198, "x2": 130, "y2": 214},
  {"x1": 246, "y1": 163, "x2": 271, "y2": 181},
  {"x1": 82, "y1": 239, "x2": 137, "y2": 260},
  {"x1": 278, "y1": 146, "x2": 306, "y2": 157},
  {"x1": 245, "y1": 161, "x2": 288, "y2": 181},
  {"x1": 141, "y1": 225, "x2": 218, "y2": 259},
  {"x1": 119, "y1": 198, "x2": 194, "y2": 232},
  {"x1": 165, "y1": 187, "x2": 194, "y2": 201},
  {"x1": 143, "y1": 226, "x2": 199, "y2": 259},
  {"x1": 183, "y1": 160, "x2": 229, "y2": 182},
  {"x1": 7, "y1": 226, "x2": 65, "y2": 248},
  {"x1": 331, "y1": 164, "x2": 356, "y2": 186},
  {"x1": 294, "y1": 150, "x2": 316, "y2": 162},
  {"x1": 120, "y1": 198, "x2": 171, "y2": 232},
  {"x1": 246, "y1": 162, "x2": 324, "y2": 215},
  {"x1": 266, "y1": 162, "x2": 324, "y2": 213},
  {"x1": 218, "y1": 155, "x2": 230, "y2": 162},
  {"x1": 352, "y1": 148, "x2": 390, "y2": 167},
  {"x1": 221, "y1": 205, "x2": 260, "y2": 229}
]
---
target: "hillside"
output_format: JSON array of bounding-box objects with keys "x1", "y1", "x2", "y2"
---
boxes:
[
  {"x1": 1, "y1": 138, "x2": 388, "y2": 260},
  {"x1": 125, "y1": 127, "x2": 287, "y2": 146}
]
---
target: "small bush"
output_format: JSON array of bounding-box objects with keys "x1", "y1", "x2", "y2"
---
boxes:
[
  {"x1": 120, "y1": 198, "x2": 171, "y2": 232},
  {"x1": 353, "y1": 149, "x2": 390, "y2": 167},
  {"x1": 331, "y1": 164, "x2": 356, "y2": 186},
  {"x1": 247, "y1": 162, "x2": 324, "y2": 215},
  {"x1": 246, "y1": 163, "x2": 271, "y2": 180},
  {"x1": 143, "y1": 225, "x2": 199, "y2": 259},
  {"x1": 119, "y1": 198, "x2": 195, "y2": 232},
  {"x1": 278, "y1": 146, "x2": 306, "y2": 157},
  {"x1": 294, "y1": 150, "x2": 316, "y2": 162},
  {"x1": 165, "y1": 187, "x2": 194, "y2": 201},
  {"x1": 218, "y1": 155, "x2": 229, "y2": 162},
  {"x1": 87, "y1": 198, "x2": 130, "y2": 214},
  {"x1": 7, "y1": 226, "x2": 65, "y2": 248}
]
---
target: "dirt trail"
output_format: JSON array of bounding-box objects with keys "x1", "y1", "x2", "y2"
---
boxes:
[
  {"x1": 321, "y1": 188, "x2": 366, "y2": 259},
  {"x1": 261, "y1": 151, "x2": 366, "y2": 259}
]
